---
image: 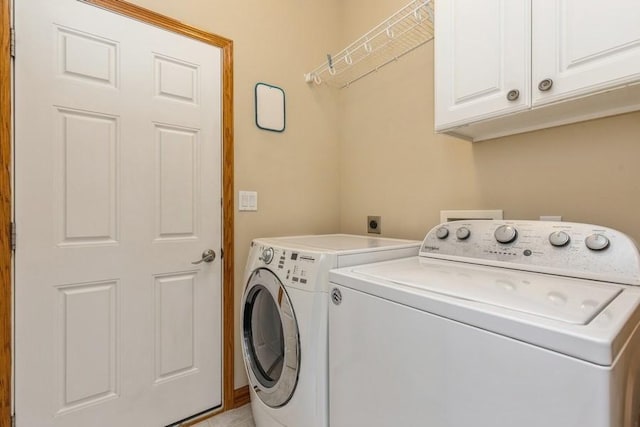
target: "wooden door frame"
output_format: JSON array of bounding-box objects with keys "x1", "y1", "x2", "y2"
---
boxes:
[{"x1": 0, "y1": 1, "x2": 236, "y2": 424}]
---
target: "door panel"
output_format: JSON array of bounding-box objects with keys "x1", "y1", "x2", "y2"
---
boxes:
[
  {"x1": 155, "y1": 125, "x2": 199, "y2": 240},
  {"x1": 56, "y1": 108, "x2": 119, "y2": 245},
  {"x1": 15, "y1": 1, "x2": 222, "y2": 425},
  {"x1": 154, "y1": 55, "x2": 200, "y2": 103},
  {"x1": 58, "y1": 26, "x2": 118, "y2": 86},
  {"x1": 435, "y1": 0, "x2": 531, "y2": 130},
  {"x1": 58, "y1": 281, "x2": 118, "y2": 413},
  {"x1": 154, "y1": 273, "x2": 197, "y2": 382},
  {"x1": 533, "y1": 0, "x2": 640, "y2": 105}
]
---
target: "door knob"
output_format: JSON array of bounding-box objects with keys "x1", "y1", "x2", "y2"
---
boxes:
[
  {"x1": 192, "y1": 249, "x2": 216, "y2": 264},
  {"x1": 538, "y1": 78, "x2": 554, "y2": 91}
]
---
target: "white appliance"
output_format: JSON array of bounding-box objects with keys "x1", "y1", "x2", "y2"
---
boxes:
[
  {"x1": 329, "y1": 221, "x2": 640, "y2": 427},
  {"x1": 241, "y1": 234, "x2": 421, "y2": 427}
]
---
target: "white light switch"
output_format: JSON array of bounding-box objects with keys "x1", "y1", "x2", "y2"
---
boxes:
[{"x1": 239, "y1": 191, "x2": 258, "y2": 211}]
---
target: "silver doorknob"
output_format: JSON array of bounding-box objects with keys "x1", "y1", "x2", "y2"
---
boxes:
[
  {"x1": 506, "y1": 89, "x2": 520, "y2": 101},
  {"x1": 192, "y1": 249, "x2": 216, "y2": 264}
]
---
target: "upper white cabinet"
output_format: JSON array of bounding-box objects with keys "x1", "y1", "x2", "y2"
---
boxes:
[
  {"x1": 436, "y1": 0, "x2": 640, "y2": 141},
  {"x1": 532, "y1": 0, "x2": 640, "y2": 105},
  {"x1": 435, "y1": 0, "x2": 531, "y2": 129}
]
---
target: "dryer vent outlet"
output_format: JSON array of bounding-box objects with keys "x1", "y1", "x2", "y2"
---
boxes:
[{"x1": 367, "y1": 216, "x2": 381, "y2": 234}]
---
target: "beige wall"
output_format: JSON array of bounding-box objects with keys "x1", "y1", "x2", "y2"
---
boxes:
[
  {"x1": 129, "y1": 0, "x2": 640, "y2": 391},
  {"x1": 127, "y1": 0, "x2": 343, "y2": 387},
  {"x1": 339, "y1": 0, "x2": 640, "y2": 244}
]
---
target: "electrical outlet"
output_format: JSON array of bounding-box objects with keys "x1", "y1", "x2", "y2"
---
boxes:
[{"x1": 367, "y1": 216, "x2": 381, "y2": 234}]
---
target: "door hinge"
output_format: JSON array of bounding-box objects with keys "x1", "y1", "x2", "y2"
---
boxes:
[
  {"x1": 11, "y1": 413, "x2": 15, "y2": 427},
  {"x1": 10, "y1": 222, "x2": 16, "y2": 252},
  {"x1": 10, "y1": 27, "x2": 15, "y2": 58},
  {"x1": 220, "y1": 248, "x2": 224, "y2": 259}
]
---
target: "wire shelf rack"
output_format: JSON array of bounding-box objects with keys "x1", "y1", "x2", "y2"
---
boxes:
[{"x1": 304, "y1": 0, "x2": 434, "y2": 89}]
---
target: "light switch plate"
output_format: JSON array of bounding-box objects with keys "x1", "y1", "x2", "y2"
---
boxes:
[{"x1": 239, "y1": 191, "x2": 258, "y2": 211}]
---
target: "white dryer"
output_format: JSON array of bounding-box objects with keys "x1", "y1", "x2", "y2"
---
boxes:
[
  {"x1": 329, "y1": 221, "x2": 640, "y2": 427},
  {"x1": 241, "y1": 234, "x2": 420, "y2": 427}
]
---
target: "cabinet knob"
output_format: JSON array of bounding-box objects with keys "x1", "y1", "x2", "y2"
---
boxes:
[
  {"x1": 506, "y1": 89, "x2": 520, "y2": 101},
  {"x1": 538, "y1": 78, "x2": 554, "y2": 92}
]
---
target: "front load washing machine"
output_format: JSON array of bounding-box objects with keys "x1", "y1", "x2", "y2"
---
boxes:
[
  {"x1": 329, "y1": 220, "x2": 640, "y2": 427},
  {"x1": 240, "y1": 234, "x2": 420, "y2": 427}
]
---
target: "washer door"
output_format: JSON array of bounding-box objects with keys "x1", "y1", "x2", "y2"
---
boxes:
[{"x1": 241, "y1": 268, "x2": 300, "y2": 408}]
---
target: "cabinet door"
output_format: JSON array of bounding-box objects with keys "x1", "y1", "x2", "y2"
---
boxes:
[
  {"x1": 533, "y1": 0, "x2": 640, "y2": 106},
  {"x1": 435, "y1": 0, "x2": 531, "y2": 132}
]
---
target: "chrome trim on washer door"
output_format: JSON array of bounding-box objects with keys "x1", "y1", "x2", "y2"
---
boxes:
[{"x1": 241, "y1": 268, "x2": 300, "y2": 408}]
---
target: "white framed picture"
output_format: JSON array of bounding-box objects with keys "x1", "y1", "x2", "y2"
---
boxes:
[{"x1": 255, "y1": 82, "x2": 285, "y2": 132}]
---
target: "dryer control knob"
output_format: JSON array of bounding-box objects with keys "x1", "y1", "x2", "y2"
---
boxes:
[
  {"x1": 494, "y1": 225, "x2": 518, "y2": 244},
  {"x1": 549, "y1": 231, "x2": 571, "y2": 247},
  {"x1": 456, "y1": 227, "x2": 471, "y2": 240},
  {"x1": 585, "y1": 234, "x2": 610, "y2": 251},
  {"x1": 259, "y1": 247, "x2": 275, "y2": 264},
  {"x1": 435, "y1": 227, "x2": 449, "y2": 239}
]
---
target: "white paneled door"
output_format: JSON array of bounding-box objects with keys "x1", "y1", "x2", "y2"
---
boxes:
[{"x1": 14, "y1": 1, "x2": 222, "y2": 426}]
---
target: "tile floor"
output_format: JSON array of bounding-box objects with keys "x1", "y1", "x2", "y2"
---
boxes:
[{"x1": 192, "y1": 404, "x2": 255, "y2": 427}]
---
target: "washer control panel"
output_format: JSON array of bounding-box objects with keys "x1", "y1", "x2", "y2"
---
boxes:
[
  {"x1": 422, "y1": 220, "x2": 640, "y2": 286},
  {"x1": 255, "y1": 245, "x2": 323, "y2": 290}
]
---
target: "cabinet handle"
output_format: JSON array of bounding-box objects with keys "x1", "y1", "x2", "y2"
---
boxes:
[
  {"x1": 538, "y1": 78, "x2": 554, "y2": 92},
  {"x1": 506, "y1": 89, "x2": 520, "y2": 101}
]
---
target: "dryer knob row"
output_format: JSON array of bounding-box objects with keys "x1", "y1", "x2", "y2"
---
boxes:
[
  {"x1": 435, "y1": 226, "x2": 471, "y2": 240},
  {"x1": 547, "y1": 231, "x2": 609, "y2": 251},
  {"x1": 433, "y1": 224, "x2": 611, "y2": 252}
]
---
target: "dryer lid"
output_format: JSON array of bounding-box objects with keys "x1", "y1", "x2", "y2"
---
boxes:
[
  {"x1": 352, "y1": 257, "x2": 622, "y2": 325},
  {"x1": 265, "y1": 234, "x2": 419, "y2": 252}
]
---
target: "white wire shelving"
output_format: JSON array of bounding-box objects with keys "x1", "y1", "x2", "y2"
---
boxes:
[{"x1": 304, "y1": 0, "x2": 434, "y2": 89}]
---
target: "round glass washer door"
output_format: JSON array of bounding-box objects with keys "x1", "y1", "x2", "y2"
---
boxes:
[{"x1": 241, "y1": 268, "x2": 300, "y2": 408}]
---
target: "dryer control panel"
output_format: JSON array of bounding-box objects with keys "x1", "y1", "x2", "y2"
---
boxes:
[{"x1": 420, "y1": 220, "x2": 640, "y2": 286}]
